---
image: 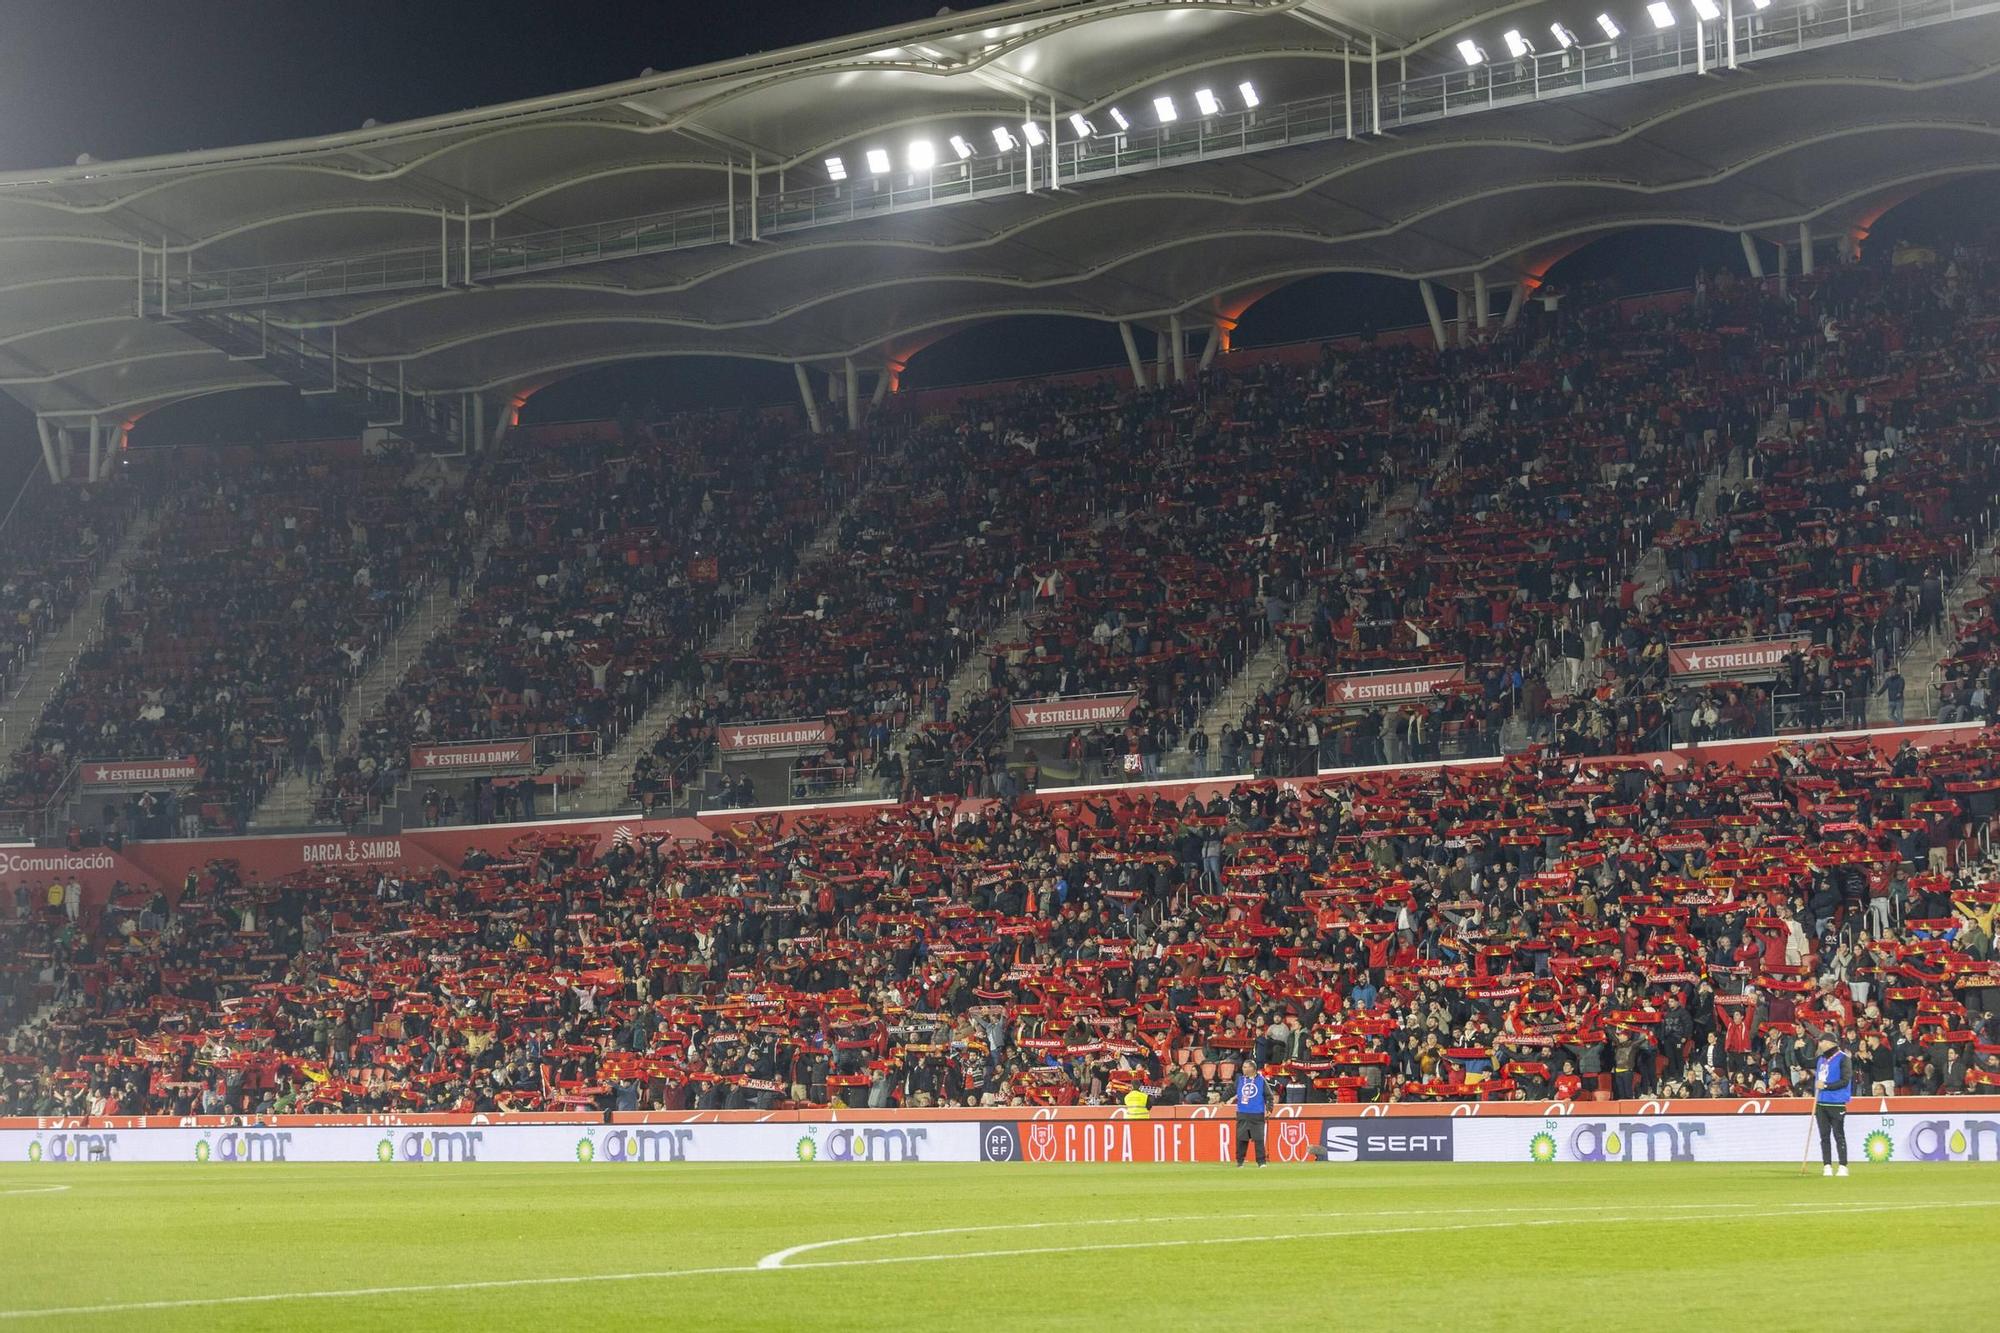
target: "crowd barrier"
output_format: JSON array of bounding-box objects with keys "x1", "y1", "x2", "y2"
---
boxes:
[{"x1": 8, "y1": 1099, "x2": 1996, "y2": 1165}]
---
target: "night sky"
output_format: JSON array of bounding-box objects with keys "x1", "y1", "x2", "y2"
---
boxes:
[{"x1": 0, "y1": 0, "x2": 1989, "y2": 466}]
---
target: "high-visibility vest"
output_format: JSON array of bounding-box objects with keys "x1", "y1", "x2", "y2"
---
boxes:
[{"x1": 1123, "y1": 1089, "x2": 1150, "y2": 1120}]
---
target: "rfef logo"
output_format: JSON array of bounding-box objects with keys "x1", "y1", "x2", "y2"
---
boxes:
[
  {"x1": 375, "y1": 1131, "x2": 484, "y2": 1163},
  {"x1": 1557, "y1": 1121, "x2": 1707, "y2": 1162},
  {"x1": 980, "y1": 1123, "x2": 1022, "y2": 1162},
  {"x1": 1322, "y1": 1118, "x2": 1454, "y2": 1162}
]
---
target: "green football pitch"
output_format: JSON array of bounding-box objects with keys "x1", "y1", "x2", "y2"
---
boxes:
[{"x1": 1, "y1": 1164, "x2": 1992, "y2": 1329}]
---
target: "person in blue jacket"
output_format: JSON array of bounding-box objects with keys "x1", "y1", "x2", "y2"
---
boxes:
[
  {"x1": 1814, "y1": 1035, "x2": 1851, "y2": 1177},
  {"x1": 1233, "y1": 1059, "x2": 1269, "y2": 1167}
]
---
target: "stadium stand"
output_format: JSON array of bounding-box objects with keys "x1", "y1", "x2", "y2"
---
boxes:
[{"x1": 4, "y1": 730, "x2": 1999, "y2": 1117}]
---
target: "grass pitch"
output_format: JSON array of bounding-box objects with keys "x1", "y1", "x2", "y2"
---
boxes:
[{"x1": 0, "y1": 1164, "x2": 1991, "y2": 1330}]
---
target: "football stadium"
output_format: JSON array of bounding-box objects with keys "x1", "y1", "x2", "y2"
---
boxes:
[{"x1": 3, "y1": 0, "x2": 2000, "y2": 1325}]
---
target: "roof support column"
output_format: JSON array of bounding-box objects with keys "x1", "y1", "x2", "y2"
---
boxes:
[
  {"x1": 439, "y1": 212, "x2": 449, "y2": 289},
  {"x1": 1725, "y1": 0, "x2": 1738, "y2": 69},
  {"x1": 1370, "y1": 37, "x2": 1381, "y2": 134},
  {"x1": 750, "y1": 154, "x2": 759, "y2": 242},
  {"x1": 1050, "y1": 98, "x2": 1060, "y2": 190},
  {"x1": 1798, "y1": 222, "x2": 1814, "y2": 275},
  {"x1": 727, "y1": 162, "x2": 737, "y2": 244},
  {"x1": 87, "y1": 419, "x2": 102, "y2": 483},
  {"x1": 463, "y1": 204, "x2": 473, "y2": 285},
  {"x1": 1154, "y1": 332, "x2": 1169, "y2": 389},
  {"x1": 1344, "y1": 43, "x2": 1354, "y2": 140},
  {"x1": 1169, "y1": 314, "x2": 1185, "y2": 384},
  {"x1": 870, "y1": 366, "x2": 891, "y2": 408},
  {"x1": 1739, "y1": 232, "x2": 1765, "y2": 279},
  {"x1": 1777, "y1": 237, "x2": 1790, "y2": 298},
  {"x1": 472, "y1": 393, "x2": 486, "y2": 455},
  {"x1": 1473, "y1": 273, "x2": 1489, "y2": 330},
  {"x1": 844, "y1": 357, "x2": 862, "y2": 432},
  {"x1": 1024, "y1": 100, "x2": 1035, "y2": 195},
  {"x1": 57, "y1": 426, "x2": 75, "y2": 481},
  {"x1": 1502, "y1": 281, "x2": 1528, "y2": 330},
  {"x1": 1418, "y1": 280, "x2": 1447, "y2": 352},
  {"x1": 35, "y1": 418, "x2": 60, "y2": 484},
  {"x1": 1119, "y1": 321, "x2": 1148, "y2": 389},
  {"x1": 794, "y1": 364, "x2": 823, "y2": 434},
  {"x1": 492, "y1": 399, "x2": 515, "y2": 452},
  {"x1": 1455, "y1": 287, "x2": 1469, "y2": 346},
  {"x1": 1198, "y1": 321, "x2": 1222, "y2": 372}
]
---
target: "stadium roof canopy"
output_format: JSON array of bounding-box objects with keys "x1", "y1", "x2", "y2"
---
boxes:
[{"x1": 1, "y1": 0, "x2": 1998, "y2": 455}]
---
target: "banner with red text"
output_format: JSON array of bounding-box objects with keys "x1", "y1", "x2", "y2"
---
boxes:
[
  {"x1": 1668, "y1": 636, "x2": 1812, "y2": 678},
  {"x1": 1009, "y1": 693, "x2": 1141, "y2": 733},
  {"x1": 718, "y1": 720, "x2": 833, "y2": 754},
  {"x1": 1326, "y1": 665, "x2": 1464, "y2": 709}
]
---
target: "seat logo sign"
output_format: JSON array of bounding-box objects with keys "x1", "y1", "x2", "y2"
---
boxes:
[
  {"x1": 980, "y1": 1124, "x2": 1022, "y2": 1162},
  {"x1": 26, "y1": 1134, "x2": 117, "y2": 1162},
  {"x1": 195, "y1": 1132, "x2": 293, "y2": 1162},
  {"x1": 1322, "y1": 1118, "x2": 1454, "y2": 1162}
]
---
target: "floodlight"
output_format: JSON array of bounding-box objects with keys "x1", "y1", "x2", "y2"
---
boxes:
[
  {"x1": 1691, "y1": 0, "x2": 1720, "y2": 20},
  {"x1": 1020, "y1": 121, "x2": 1045, "y2": 147},
  {"x1": 1069, "y1": 113, "x2": 1093, "y2": 138},
  {"x1": 1648, "y1": 3, "x2": 1676, "y2": 29},
  {"x1": 1153, "y1": 95, "x2": 1177, "y2": 122},
  {"x1": 992, "y1": 126, "x2": 1018, "y2": 151},
  {"x1": 1108, "y1": 107, "x2": 1130, "y2": 130},
  {"x1": 1550, "y1": 23, "x2": 1578, "y2": 48},
  {"x1": 865, "y1": 148, "x2": 891, "y2": 175},
  {"x1": 824, "y1": 156, "x2": 847, "y2": 182},
  {"x1": 1597, "y1": 13, "x2": 1622, "y2": 38},
  {"x1": 949, "y1": 135, "x2": 973, "y2": 159},
  {"x1": 1457, "y1": 38, "x2": 1484, "y2": 65},
  {"x1": 1194, "y1": 88, "x2": 1221, "y2": 115},
  {"x1": 1238, "y1": 81, "x2": 1260, "y2": 108},
  {"x1": 1503, "y1": 30, "x2": 1533, "y2": 57},
  {"x1": 907, "y1": 140, "x2": 935, "y2": 171}
]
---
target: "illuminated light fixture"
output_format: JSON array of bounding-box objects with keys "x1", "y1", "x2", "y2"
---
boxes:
[
  {"x1": 1691, "y1": 0, "x2": 1720, "y2": 19},
  {"x1": 1751, "y1": 0, "x2": 1770, "y2": 7},
  {"x1": 1597, "y1": 13, "x2": 1622, "y2": 38},
  {"x1": 865, "y1": 148, "x2": 891, "y2": 175},
  {"x1": 1020, "y1": 120, "x2": 1045, "y2": 147},
  {"x1": 949, "y1": 135, "x2": 973, "y2": 159},
  {"x1": 823, "y1": 156, "x2": 847, "y2": 182},
  {"x1": 1193, "y1": 87, "x2": 1221, "y2": 115},
  {"x1": 1108, "y1": 106, "x2": 1130, "y2": 131},
  {"x1": 992, "y1": 126, "x2": 1018, "y2": 151},
  {"x1": 1648, "y1": 2, "x2": 1676, "y2": 28},
  {"x1": 1153, "y1": 94, "x2": 1178, "y2": 123},
  {"x1": 1238, "y1": 81, "x2": 1259, "y2": 108},
  {"x1": 907, "y1": 140, "x2": 935, "y2": 171},
  {"x1": 1550, "y1": 23, "x2": 1578, "y2": 48},
  {"x1": 1502, "y1": 29, "x2": 1533, "y2": 57},
  {"x1": 1069, "y1": 112, "x2": 1093, "y2": 138},
  {"x1": 1457, "y1": 38, "x2": 1483, "y2": 65}
]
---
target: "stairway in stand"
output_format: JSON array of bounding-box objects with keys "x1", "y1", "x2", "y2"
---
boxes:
[{"x1": 0, "y1": 508, "x2": 159, "y2": 759}]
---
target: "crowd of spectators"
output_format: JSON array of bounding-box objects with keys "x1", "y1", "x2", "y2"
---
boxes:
[
  {"x1": 3, "y1": 452, "x2": 467, "y2": 836},
  {"x1": 4, "y1": 729, "x2": 1999, "y2": 1115}
]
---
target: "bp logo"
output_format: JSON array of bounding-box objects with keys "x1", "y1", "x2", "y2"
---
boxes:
[
  {"x1": 1863, "y1": 1130, "x2": 1894, "y2": 1164},
  {"x1": 26, "y1": 1140, "x2": 42, "y2": 1163},
  {"x1": 576, "y1": 1138, "x2": 596, "y2": 1164},
  {"x1": 795, "y1": 1134, "x2": 818, "y2": 1163},
  {"x1": 195, "y1": 1139, "x2": 212, "y2": 1162},
  {"x1": 1528, "y1": 1131, "x2": 1557, "y2": 1164},
  {"x1": 375, "y1": 1138, "x2": 395, "y2": 1163}
]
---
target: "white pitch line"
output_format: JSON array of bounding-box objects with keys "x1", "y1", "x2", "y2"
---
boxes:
[
  {"x1": 0, "y1": 1200, "x2": 1986, "y2": 1322},
  {"x1": 0, "y1": 1186, "x2": 68, "y2": 1197}
]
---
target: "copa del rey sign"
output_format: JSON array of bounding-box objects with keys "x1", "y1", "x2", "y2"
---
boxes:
[
  {"x1": 1326, "y1": 666, "x2": 1464, "y2": 709},
  {"x1": 1008, "y1": 693, "x2": 1140, "y2": 732},
  {"x1": 1668, "y1": 636, "x2": 1811, "y2": 677}
]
